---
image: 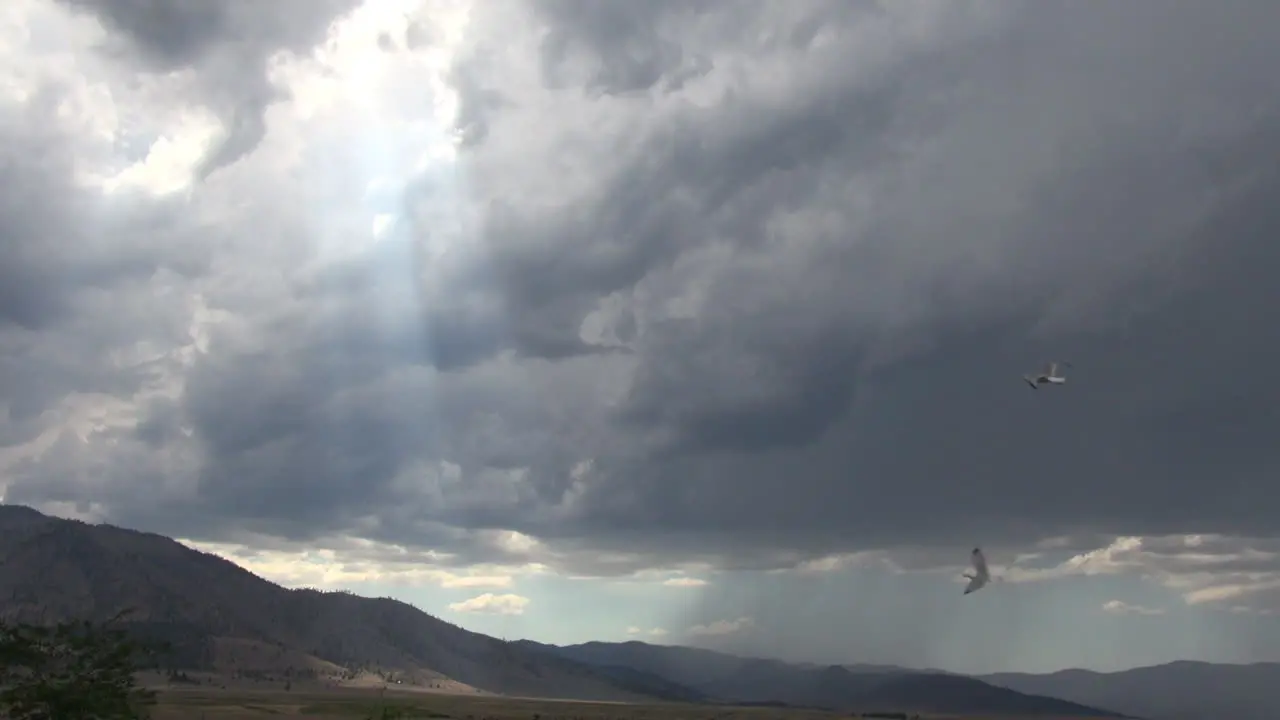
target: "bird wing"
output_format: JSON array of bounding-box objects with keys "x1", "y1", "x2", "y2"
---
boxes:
[
  {"x1": 1048, "y1": 362, "x2": 1058, "y2": 376},
  {"x1": 963, "y1": 574, "x2": 986, "y2": 594},
  {"x1": 971, "y1": 547, "x2": 990, "y2": 580}
]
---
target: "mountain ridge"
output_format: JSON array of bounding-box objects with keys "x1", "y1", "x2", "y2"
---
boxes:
[
  {"x1": 981, "y1": 659, "x2": 1280, "y2": 720},
  {"x1": 515, "y1": 638, "x2": 1122, "y2": 716},
  {"x1": 0, "y1": 504, "x2": 1125, "y2": 716},
  {"x1": 526, "y1": 638, "x2": 1280, "y2": 720},
  {"x1": 0, "y1": 504, "x2": 679, "y2": 702}
]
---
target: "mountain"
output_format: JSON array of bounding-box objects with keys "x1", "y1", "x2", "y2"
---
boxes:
[
  {"x1": 0, "y1": 504, "x2": 692, "y2": 702},
  {"x1": 983, "y1": 660, "x2": 1280, "y2": 720},
  {"x1": 513, "y1": 640, "x2": 756, "y2": 690},
  {"x1": 853, "y1": 673, "x2": 1123, "y2": 717},
  {"x1": 0, "y1": 504, "x2": 1147, "y2": 717},
  {"x1": 512, "y1": 643, "x2": 710, "y2": 704},
  {"x1": 521, "y1": 640, "x2": 1123, "y2": 717}
]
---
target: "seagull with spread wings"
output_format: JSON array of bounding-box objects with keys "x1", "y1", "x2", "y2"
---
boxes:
[
  {"x1": 1023, "y1": 361, "x2": 1072, "y2": 390},
  {"x1": 963, "y1": 547, "x2": 992, "y2": 595}
]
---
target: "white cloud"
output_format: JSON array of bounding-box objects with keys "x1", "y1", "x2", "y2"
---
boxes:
[
  {"x1": 448, "y1": 593, "x2": 530, "y2": 616},
  {"x1": 625, "y1": 626, "x2": 669, "y2": 638},
  {"x1": 1102, "y1": 600, "x2": 1165, "y2": 616},
  {"x1": 787, "y1": 551, "x2": 888, "y2": 575},
  {"x1": 662, "y1": 576, "x2": 708, "y2": 588},
  {"x1": 993, "y1": 535, "x2": 1280, "y2": 612},
  {"x1": 438, "y1": 574, "x2": 514, "y2": 589},
  {"x1": 689, "y1": 616, "x2": 753, "y2": 637},
  {"x1": 181, "y1": 537, "x2": 524, "y2": 590},
  {"x1": 867, "y1": 534, "x2": 1280, "y2": 614}
]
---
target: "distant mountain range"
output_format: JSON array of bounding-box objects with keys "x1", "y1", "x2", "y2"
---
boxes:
[
  {"x1": 516, "y1": 640, "x2": 1121, "y2": 717},
  {"x1": 982, "y1": 661, "x2": 1280, "y2": 720},
  {"x1": 517, "y1": 637, "x2": 1280, "y2": 720},
  {"x1": 7, "y1": 503, "x2": 1265, "y2": 718}
]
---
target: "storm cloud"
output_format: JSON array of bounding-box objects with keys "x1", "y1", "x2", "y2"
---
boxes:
[{"x1": 4, "y1": 0, "x2": 1280, "y2": 637}]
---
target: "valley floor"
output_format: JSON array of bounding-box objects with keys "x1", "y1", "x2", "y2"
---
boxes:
[{"x1": 148, "y1": 682, "x2": 1113, "y2": 720}]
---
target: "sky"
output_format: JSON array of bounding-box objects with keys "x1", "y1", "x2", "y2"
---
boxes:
[{"x1": 2, "y1": 0, "x2": 1280, "y2": 676}]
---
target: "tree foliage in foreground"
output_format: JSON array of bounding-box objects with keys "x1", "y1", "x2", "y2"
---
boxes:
[{"x1": 0, "y1": 616, "x2": 158, "y2": 720}]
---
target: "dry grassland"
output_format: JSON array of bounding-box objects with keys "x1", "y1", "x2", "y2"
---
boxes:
[{"x1": 149, "y1": 684, "x2": 1109, "y2": 720}]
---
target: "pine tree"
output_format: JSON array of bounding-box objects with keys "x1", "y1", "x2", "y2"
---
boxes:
[{"x1": 0, "y1": 617, "x2": 158, "y2": 720}]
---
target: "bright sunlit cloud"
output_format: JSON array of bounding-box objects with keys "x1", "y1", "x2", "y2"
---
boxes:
[
  {"x1": 449, "y1": 592, "x2": 530, "y2": 616},
  {"x1": 181, "y1": 537, "x2": 525, "y2": 590},
  {"x1": 663, "y1": 577, "x2": 708, "y2": 588}
]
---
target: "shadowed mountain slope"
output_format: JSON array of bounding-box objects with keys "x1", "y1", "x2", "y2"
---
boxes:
[
  {"x1": 0, "y1": 504, "x2": 688, "y2": 702},
  {"x1": 517, "y1": 639, "x2": 1124, "y2": 716}
]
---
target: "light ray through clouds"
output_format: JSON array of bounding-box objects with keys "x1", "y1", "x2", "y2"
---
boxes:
[{"x1": 261, "y1": 0, "x2": 479, "y2": 479}]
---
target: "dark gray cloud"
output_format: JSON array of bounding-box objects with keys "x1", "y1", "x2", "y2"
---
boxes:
[
  {"x1": 0, "y1": 90, "x2": 193, "y2": 332},
  {"x1": 5, "y1": 0, "x2": 1280, "y2": 588},
  {"x1": 55, "y1": 0, "x2": 362, "y2": 178},
  {"x1": 0, "y1": 85, "x2": 211, "y2": 450}
]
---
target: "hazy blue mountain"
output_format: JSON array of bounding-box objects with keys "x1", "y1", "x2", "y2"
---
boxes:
[
  {"x1": 983, "y1": 660, "x2": 1280, "y2": 720},
  {"x1": 520, "y1": 639, "x2": 1123, "y2": 716}
]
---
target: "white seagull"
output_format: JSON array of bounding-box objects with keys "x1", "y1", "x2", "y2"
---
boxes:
[
  {"x1": 962, "y1": 547, "x2": 991, "y2": 595},
  {"x1": 1023, "y1": 361, "x2": 1071, "y2": 390}
]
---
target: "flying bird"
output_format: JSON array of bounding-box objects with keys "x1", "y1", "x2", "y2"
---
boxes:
[
  {"x1": 962, "y1": 547, "x2": 991, "y2": 595},
  {"x1": 1023, "y1": 361, "x2": 1071, "y2": 389}
]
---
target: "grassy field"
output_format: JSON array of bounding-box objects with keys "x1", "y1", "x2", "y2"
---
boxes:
[
  {"x1": 151, "y1": 686, "x2": 897, "y2": 720},
  {"x1": 149, "y1": 684, "x2": 1116, "y2": 720}
]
